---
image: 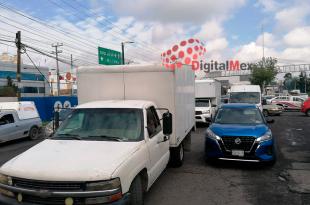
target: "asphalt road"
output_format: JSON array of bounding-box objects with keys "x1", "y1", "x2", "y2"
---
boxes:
[{"x1": 0, "y1": 112, "x2": 309, "y2": 205}]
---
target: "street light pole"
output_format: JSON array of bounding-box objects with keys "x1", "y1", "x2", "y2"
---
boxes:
[{"x1": 121, "y1": 41, "x2": 134, "y2": 65}]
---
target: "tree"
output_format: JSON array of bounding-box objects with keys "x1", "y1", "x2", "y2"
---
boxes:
[{"x1": 250, "y1": 57, "x2": 278, "y2": 92}]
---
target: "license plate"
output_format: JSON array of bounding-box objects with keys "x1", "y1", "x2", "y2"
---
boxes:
[{"x1": 232, "y1": 150, "x2": 244, "y2": 157}]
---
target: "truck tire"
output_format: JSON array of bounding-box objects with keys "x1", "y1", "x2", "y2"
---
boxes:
[
  {"x1": 129, "y1": 175, "x2": 144, "y2": 205},
  {"x1": 29, "y1": 126, "x2": 39, "y2": 140},
  {"x1": 170, "y1": 143, "x2": 184, "y2": 167}
]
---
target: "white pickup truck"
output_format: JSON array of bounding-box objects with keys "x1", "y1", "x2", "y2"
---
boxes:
[
  {"x1": 195, "y1": 79, "x2": 221, "y2": 124},
  {"x1": 0, "y1": 64, "x2": 195, "y2": 205},
  {"x1": 0, "y1": 102, "x2": 42, "y2": 143}
]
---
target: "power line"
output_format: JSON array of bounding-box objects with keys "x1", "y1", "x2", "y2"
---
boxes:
[{"x1": 0, "y1": 3, "x2": 153, "y2": 62}]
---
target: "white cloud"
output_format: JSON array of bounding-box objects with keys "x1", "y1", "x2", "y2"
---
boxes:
[
  {"x1": 195, "y1": 20, "x2": 223, "y2": 40},
  {"x1": 112, "y1": 0, "x2": 245, "y2": 24},
  {"x1": 205, "y1": 37, "x2": 228, "y2": 53},
  {"x1": 255, "y1": 32, "x2": 280, "y2": 47},
  {"x1": 283, "y1": 26, "x2": 310, "y2": 47},
  {"x1": 233, "y1": 42, "x2": 278, "y2": 62},
  {"x1": 275, "y1": 6, "x2": 310, "y2": 30}
]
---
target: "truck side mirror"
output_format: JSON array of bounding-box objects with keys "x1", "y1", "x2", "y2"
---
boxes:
[
  {"x1": 162, "y1": 112, "x2": 172, "y2": 135},
  {"x1": 212, "y1": 104, "x2": 217, "y2": 108},
  {"x1": 54, "y1": 111, "x2": 60, "y2": 130}
]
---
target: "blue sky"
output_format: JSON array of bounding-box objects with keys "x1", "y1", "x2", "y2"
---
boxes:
[{"x1": 0, "y1": 0, "x2": 310, "y2": 68}]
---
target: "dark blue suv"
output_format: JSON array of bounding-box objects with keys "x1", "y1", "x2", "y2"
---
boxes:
[{"x1": 205, "y1": 103, "x2": 276, "y2": 164}]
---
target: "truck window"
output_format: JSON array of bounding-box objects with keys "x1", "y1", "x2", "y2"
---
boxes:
[
  {"x1": 0, "y1": 114, "x2": 15, "y2": 125},
  {"x1": 146, "y1": 106, "x2": 162, "y2": 138}
]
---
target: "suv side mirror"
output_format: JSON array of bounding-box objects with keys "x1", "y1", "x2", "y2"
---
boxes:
[{"x1": 162, "y1": 112, "x2": 172, "y2": 135}]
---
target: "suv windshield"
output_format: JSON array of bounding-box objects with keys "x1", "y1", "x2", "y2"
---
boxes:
[
  {"x1": 53, "y1": 108, "x2": 143, "y2": 141},
  {"x1": 195, "y1": 99, "x2": 210, "y2": 107},
  {"x1": 215, "y1": 108, "x2": 264, "y2": 124},
  {"x1": 230, "y1": 92, "x2": 261, "y2": 104}
]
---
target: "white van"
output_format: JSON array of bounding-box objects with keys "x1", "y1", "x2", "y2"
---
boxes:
[
  {"x1": 229, "y1": 85, "x2": 262, "y2": 111},
  {"x1": 0, "y1": 101, "x2": 42, "y2": 143}
]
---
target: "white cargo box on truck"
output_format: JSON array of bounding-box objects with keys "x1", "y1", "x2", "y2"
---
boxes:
[
  {"x1": 195, "y1": 79, "x2": 221, "y2": 105},
  {"x1": 0, "y1": 101, "x2": 40, "y2": 120},
  {"x1": 77, "y1": 64, "x2": 195, "y2": 147}
]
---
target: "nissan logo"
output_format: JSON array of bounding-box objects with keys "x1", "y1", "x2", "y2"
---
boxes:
[{"x1": 235, "y1": 138, "x2": 242, "y2": 145}]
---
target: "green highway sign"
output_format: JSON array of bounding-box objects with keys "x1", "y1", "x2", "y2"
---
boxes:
[{"x1": 98, "y1": 47, "x2": 122, "y2": 65}]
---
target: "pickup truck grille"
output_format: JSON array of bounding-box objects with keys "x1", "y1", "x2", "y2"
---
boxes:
[
  {"x1": 195, "y1": 111, "x2": 202, "y2": 115},
  {"x1": 12, "y1": 177, "x2": 84, "y2": 191},
  {"x1": 23, "y1": 195, "x2": 84, "y2": 205},
  {"x1": 221, "y1": 136, "x2": 256, "y2": 152}
]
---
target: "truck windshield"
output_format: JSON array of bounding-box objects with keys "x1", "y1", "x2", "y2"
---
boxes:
[
  {"x1": 230, "y1": 92, "x2": 261, "y2": 104},
  {"x1": 214, "y1": 108, "x2": 264, "y2": 124},
  {"x1": 195, "y1": 99, "x2": 210, "y2": 107},
  {"x1": 53, "y1": 108, "x2": 144, "y2": 141}
]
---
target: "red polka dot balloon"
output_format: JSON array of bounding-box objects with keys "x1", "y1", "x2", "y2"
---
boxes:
[{"x1": 161, "y1": 38, "x2": 206, "y2": 69}]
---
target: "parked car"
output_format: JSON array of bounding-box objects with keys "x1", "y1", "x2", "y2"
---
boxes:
[
  {"x1": 262, "y1": 104, "x2": 283, "y2": 117},
  {"x1": 0, "y1": 102, "x2": 42, "y2": 143},
  {"x1": 269, "y1": 96, "x2": 305, "y2": 110},
  {"x1": 301, "y1": 98, "x2": 310, "y2": 116},
  {"x1": 205, "y1": 103, "x2": 276, "y2": 164}
]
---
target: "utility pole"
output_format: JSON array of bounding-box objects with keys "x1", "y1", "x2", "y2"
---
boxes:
[
  {"x1": 121, "y1": 41, "x2": 134, "y2": 65},
  {"x1": 121, "y1": 42, "x2": 125, "y2": 65},
  {"x1": 70, "y1": 54, "x2": 73, "y2": 96},
  {"x1": 15, "y1": 31, "x2": 21, "y2": 100},
  {"x1": 52, "y1": 43, "x2": 63, "y2": 96}
]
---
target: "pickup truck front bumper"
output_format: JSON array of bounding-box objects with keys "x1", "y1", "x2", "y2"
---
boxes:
[
  {"x1": 0, "y1": 183, "x2": 130, "y2": 205},
  {"x1": 195, "y1": 113, "x2": 211, "y2": 123},
  {"x1": 0, "y1": 193, "x2": 130, "y2": 205}
]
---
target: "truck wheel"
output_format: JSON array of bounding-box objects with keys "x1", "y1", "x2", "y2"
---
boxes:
[
  {"x1": 306, "y1": 109, "x2": 310, "y2": 117},
  {"x1": 263, "y1": 110, "x2": 269, "y2": 117},
  {"x1": 170, "y1": 143, "x2": 184, "y2": 167},
  {"x1": 29, "y1": 127, "x2": 39, "y2": 140},
  {"x1": 129, "y1": 175, "x2": 144, "y2": 205}
]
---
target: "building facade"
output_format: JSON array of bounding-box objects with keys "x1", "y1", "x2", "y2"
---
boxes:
[{"x1": 0, "y1": 53, "x2": 50, "y2": 97}]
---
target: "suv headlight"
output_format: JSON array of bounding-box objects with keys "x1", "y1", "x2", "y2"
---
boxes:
[
  {"x1": 86, "y1": 178, "x2": 121, "y2": 191},
  {"x1": 256, "y1": 131, "x2": 272, "y2": 142},
  {"x1": 206, "y1": 128, "x2": 220, "y2": 141}
]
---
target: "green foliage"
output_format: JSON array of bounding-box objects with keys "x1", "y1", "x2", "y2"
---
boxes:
[
  {"x1": 0, "y1": 76, "x2": 18, "y2": 97},
  {"x1": 250, "y1": 57, "x2": 278, "y2": 89}
]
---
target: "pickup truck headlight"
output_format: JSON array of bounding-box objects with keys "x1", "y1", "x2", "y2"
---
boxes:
[
  {"x1": 206, "y1": 128, "x2": 221, "y2": 141},
  {"x1": 202, "y1": 110, "x2": 210, "y2": 114},
  {"x1": 0, "y1": 174, "x2": 9, "y2": 185},
  {"x1": 86, "y1": 178, "x2": 121, "y2": 191},
  {"x1": 0, "y1": 174, "x2": 14, "y2": 197},
  {"x1": 256, "y1": 131, "x2": 272, "y2": 142}
]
